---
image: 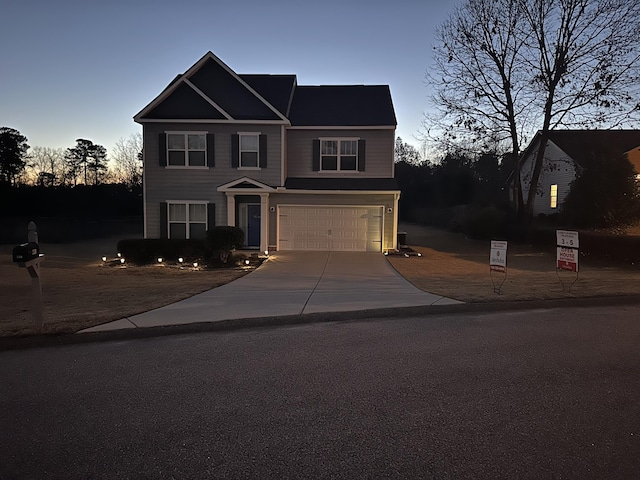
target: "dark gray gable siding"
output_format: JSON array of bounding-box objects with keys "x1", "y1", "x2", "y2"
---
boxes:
[
  {"x1": 146, "y1": 83, "x2": 226, "y2": 119},
  {"x1": 239, "y1": 74, "x2": 296, "y2": 117},
  {"x1": 188, "y1": 59, "x2": 280, "y2": 121}
]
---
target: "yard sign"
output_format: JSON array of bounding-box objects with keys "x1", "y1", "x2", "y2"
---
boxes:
[
  {"x1": 556, "y1": 230, "x2": 579, "y2": 272},
  {"x1": 490, "y1": 240, "x2": 507, "y2": 272}
]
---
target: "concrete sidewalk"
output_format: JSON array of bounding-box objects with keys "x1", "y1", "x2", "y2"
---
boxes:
[{"x1": 80, "y1": 252, "x2": 461, "y2": 333}]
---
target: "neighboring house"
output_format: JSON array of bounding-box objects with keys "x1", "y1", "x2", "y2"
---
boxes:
[
  {"x1": 514, "y1": 130, "x2": 640, "y2": 215},
  {"x1": 134, "y1": 51, "x2": 399, "y2": 253}
]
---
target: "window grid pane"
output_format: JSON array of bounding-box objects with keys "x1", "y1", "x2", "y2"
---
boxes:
[
  {"x1": 169, "y1": 204, "x2": 186, "y2": 221},
  {"x1": 240, "y1": 134, "x2": 259, "y2": 151},
  {"x1": 168, "y1": 134, "x2": 185, "y2": 149},
  {"x1": 188, "y1": 134, "x2": 205, "y2": 150},
  {"x1": 189, "y1": 204, "x2": 207, "y2": 222}
]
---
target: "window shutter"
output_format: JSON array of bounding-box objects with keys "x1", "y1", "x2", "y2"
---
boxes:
[
  {"x1": 259, "y1": 134, "x2": 267, "y2": 168},
  {"x1": 231, "y1": 134, "x2": 239, "y2": 168},
  {"x1": 206, "y1": 134, "x2": 215, "y2": 167},
  {"x1": 160, "y1": 202, "x2": 168, "y2": 238},
  {"x1": 207, "y1": 203, "x2": 215, "y2": 230},
  {"x1": 159, "y1": 133, "x2": 167, "y2": 166},
  {"x1": 312, "y1": 139, "x2": 320, "y2": 171},
  {"x1": 358, "y1": 139, "x2": 366, "y2": 172}
]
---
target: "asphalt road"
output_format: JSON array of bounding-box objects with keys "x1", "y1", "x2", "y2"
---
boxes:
[{"x1": 2, "y1": 304, "x2": 640, "y2": 479}]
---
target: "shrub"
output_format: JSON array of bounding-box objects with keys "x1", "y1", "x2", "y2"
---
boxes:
[
  {"x1": 117, "y1": 238, "x2": 206, "y2": 265},
  {"x1": 205, "y1": 226, "x2": 245, "y2": 263}
]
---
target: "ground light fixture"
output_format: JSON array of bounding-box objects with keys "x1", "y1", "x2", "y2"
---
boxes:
[
  {"x1": 117, "y1": 252, "x2": 122, "y2": 258},
  {"x1": 120, "y1": 258, "x2": 125, "y2": 264},
  {"x1": 244, "y1": 259, "x2": 250, "y2": 265},
  {"x1": 264, "y1": 251, "x2": 269, "y2": 256},
  {"x1": 193, "y1": 262, "x2": 198, "y2": 267},
  {"x1": 178, "y1": 257, "x2": 184, "y2": 263},
  {"x1": 157, "y1": 257, "x2": 163, "y2": 263},
  {"x1": 101, "y1": 256, "x2": 107, "y2": 262}
]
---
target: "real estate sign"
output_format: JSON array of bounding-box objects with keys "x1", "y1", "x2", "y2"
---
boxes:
[
  {"x1": 490, "y1": 240, "x2": 507, "y2": 273},
  {"x1": 556, "y1": 230, "x2": 579, "y2": 272}
]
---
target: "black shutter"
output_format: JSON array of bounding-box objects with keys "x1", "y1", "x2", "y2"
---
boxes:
[
  {"x1": 259, "y1": 134, "x2": 267, "y2": 168},
  {"x1": 358, "y1": 139, "x2": 366, "y2": 172},
  {"x1": 312, "y1": 139, "x2": 320, "y2": 171},
  {"x1": 231, "y1": 134, "x2": 239, "y2": 168},
  {"x1": 160, "y1": 202, "x2": 168, "y2": 238},
  {"x1": 206, "y1": 134, "x2": 215, "y2": 167},
  {"x1": 159, "y1": 133, "x2": 167, "y2": 166},
  {"x1": 207, "y1": 203, "x2": 215, "y2": 230}
]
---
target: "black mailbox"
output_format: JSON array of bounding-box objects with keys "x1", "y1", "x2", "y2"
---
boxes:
[{"x1": 13, "y1": 242, "x2": 40, "y2": 263}]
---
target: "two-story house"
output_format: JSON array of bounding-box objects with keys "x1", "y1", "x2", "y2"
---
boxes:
[{"x1": 134, "y1": 51, "x2": 399, "y2": 253}]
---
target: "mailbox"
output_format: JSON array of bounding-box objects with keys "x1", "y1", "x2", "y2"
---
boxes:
[{"x1": 13, "y1": 242, "x2": 40, "y2": 263}]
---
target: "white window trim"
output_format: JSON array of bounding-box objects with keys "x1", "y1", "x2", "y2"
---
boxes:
[
  {"x1": 238, "y1": 132, "x2": 261, "y2": 169},
  {"x1": 166, "y1": 131, "x2": 207, "y2": 168},
  {"x1": 319, "y1": 137, "x2": 359, "y2": 172},
  {"x1": 167, "y1": 200, "x2": 208, "y2": 239}
]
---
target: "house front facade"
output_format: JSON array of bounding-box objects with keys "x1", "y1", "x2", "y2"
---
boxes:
[
  {"x1": 515, "y1": 130, "x2": 640, "y2": 215},
  {"x1": 134, "y1": 52, "x2": 399, "y2": 253}
]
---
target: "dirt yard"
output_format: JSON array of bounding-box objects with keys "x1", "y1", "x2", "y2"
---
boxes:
[{"x1": 1, "y1": 224, "x2": 639, "y2": 337}]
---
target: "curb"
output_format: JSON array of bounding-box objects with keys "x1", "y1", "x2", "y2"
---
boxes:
[{"x1": 1, "y1": 294, "x2": 640, "y2": 351}]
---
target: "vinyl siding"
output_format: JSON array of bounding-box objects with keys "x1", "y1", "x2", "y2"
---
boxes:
[
  {"x1": 286, "y1": 129, "x2": 394, "y2": 178},
  {"x1": 520, "y1": 140, "x2": 577, "y2": 215},
  {"x1": 143, "y1": 122, "x2": 282, "y2": 237},
  {"x1": 268, "y1": 192, "x2": 397, "y2": 251}
]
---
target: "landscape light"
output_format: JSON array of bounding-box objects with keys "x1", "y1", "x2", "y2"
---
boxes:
[
  {"x1": 244, "y1": 259, "x2": 250, "y2": 265},
  {"x1": 193, "y1": 262, "x2": 198, "y2": 267},
  {"x1": 417, "y1": 253, "x2": 422, "y2": 257},
  {"x1": 101, "y1": 256, "x2": 107, "y2": 262},
  {"x1": 178, "y1": 257, "x2": 184, "y2": 263},
  {"x1": 384, "y1": 251, "x2": 389, "y2": 256},
  {"x1": 120, "y1": 258, "x2": 125, "y2": 264},
  {"x1": 264, "y1": 250, "x2": 269, "y2": 256},
  {"x1": 157, "y1": 257, "x2": 163, "y2": 263},
  {"x1": 117, "y1": 252, "x2": 122, "y2": 258}
]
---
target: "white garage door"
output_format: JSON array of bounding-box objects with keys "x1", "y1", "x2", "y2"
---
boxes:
[{"x1": 278, "y1": 206, "x2": 382, "y2": 252}]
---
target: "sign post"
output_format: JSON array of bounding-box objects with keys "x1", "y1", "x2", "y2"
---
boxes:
[
  {"x1": 556, "y1": 230, "x2": 579, "y2": 291},
  {"x1": 490, "y1": 240, "x2": 508, "y2": 294}
]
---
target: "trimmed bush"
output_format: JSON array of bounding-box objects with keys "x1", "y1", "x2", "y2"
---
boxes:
[
  {"x1": 205, "y1": 226, "x2": 244, "y2": 263},
  {"x1": 117, "y1": 238, "x2": 206, "y2": 265}
]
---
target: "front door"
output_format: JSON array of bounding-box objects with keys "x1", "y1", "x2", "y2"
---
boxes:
[{"x1": 246, "y1": 204, "x2": 261, "y2": 248}]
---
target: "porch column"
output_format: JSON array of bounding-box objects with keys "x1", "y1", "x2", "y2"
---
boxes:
[
  {"x1": 226, "y1": 193, "x2": 236, "y2": 226},
  {"x1": 260, "y1": 193, "x2": 269, "y2": 253},
  {"x1": 392, "y1": 193, "x2": 400, "y2": 250}
]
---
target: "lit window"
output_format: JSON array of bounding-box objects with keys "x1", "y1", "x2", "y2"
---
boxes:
[
  {"x1": 321, "y1": 139, "x2": 358, "y2": 171},
  {"x1": 168, "y1": 202, "x2": 207, "y2": 239},
  {"x1": 167, "y1": 133, "x2": 206, "y2": 167},
  {"x1": 240, "y1": 134, "x2": 259, "y2": 168},
  {"x1": 550, "y1": 184, "x2": 558, "y2": 208}
]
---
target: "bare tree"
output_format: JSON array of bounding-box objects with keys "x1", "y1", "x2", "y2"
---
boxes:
[
  {"x1": 427, "y1": 0, "x2": 640, "y2": 220},
  {"x1": 28, "y1": 146, "x2": 66, "y2": 186},
  {"x1": 519, "y1": 0, "x2": 640, "y2": 218},
  {"x1": 426, "y1": 0, "x2": 532, "y2": 217},
  {"x1": 110, "y1": 133, "x2": 142, "y2": 190}
]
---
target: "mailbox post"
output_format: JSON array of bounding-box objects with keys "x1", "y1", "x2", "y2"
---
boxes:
[{"x1": 13, "y1": 221, "x2": 45, "y2": 329}]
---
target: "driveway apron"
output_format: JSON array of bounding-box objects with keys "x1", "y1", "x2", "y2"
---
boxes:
[{"x1": 82, "y1": 252, "x2": 460, "y2": 331}]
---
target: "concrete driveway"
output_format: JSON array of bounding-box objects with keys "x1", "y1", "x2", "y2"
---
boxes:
[{"x1": 82, "y1": 252, "x2": 460, "y2": 332}]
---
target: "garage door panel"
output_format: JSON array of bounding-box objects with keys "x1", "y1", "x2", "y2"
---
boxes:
[{"x1": 279, "y1": 206, "x2": 382, "y2": 252}]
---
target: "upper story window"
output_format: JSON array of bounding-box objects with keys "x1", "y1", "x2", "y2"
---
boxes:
[
  {"x1": 550, "y1": 184, "x2": 558, "y2": 208},
  {"x1": 240, "y1": 134, "x2": 259, "y2": 168},
  {"x1": 167, "y1": 133, "x2": 206, "y2": 167},
  {"x1": 320, "y1": 139, "x2": 358, "y2": 171}
]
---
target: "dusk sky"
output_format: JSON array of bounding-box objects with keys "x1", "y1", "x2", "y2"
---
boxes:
[{"x1": 1, "y1": 0, "x2": 453, "y2": 155}]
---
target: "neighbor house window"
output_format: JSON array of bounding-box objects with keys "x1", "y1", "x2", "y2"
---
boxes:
[
  {"x1": 550, "y1": 184, "x2": 558, "y2": 208},
  {"x1": 167, "y1": 133, "x2": 206, "y2": 167},
  {"x1": 239, "y1": 133, "x2": 259, "y2": 168},
  {"x1": 320, "y1": 139, "x2": 358, "y2": 171},
  {"x1": 168, "y1": 202, "x2": 207, "y2": 239}
]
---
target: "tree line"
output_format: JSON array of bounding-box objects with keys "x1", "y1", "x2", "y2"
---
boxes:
[{"x1": 0, "y1": 127, "x2": 142, "y2": 190}]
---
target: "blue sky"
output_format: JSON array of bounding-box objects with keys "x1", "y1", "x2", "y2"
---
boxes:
[{"x1": 1, "y1": 0, "x2": 452, "y2": 154}]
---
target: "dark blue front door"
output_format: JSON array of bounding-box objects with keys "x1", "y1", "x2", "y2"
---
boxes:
[{"x1": 247, "y1": 204, "x2": 261, "y2": 248}]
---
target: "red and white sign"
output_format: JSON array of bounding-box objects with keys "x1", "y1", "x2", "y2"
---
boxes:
[
  {"x1": 557, "y1": 246, "x2": 579, "y2": 272},
  {"x1": 490, "y1": 240, "x2": 507, "y2": 272}
]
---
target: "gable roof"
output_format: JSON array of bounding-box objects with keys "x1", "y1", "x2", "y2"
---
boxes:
[
  {"x1": 288, "y1": 85, "x2": 397, "y2": 127},
  {"x1": 135, "y1": 52, "x2": 396, "y2": 127},
  {"x1": 134, "y1": 52, "x2": 290, "y2": 123},
  {"x1": 523, "y1": 130, "x2": 640, "y2": 166}
]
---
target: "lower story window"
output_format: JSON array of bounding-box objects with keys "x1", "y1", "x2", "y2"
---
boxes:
[
  {"x1": 168, "y1": 202, "x2": 207, "y2": 239},
  {"x1": 550, "y1": 184, "x2": 558, "y2": 209}
]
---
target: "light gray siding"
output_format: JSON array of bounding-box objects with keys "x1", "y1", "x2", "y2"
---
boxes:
[
  {"x1": 143, "y1": 123, "x2": 282, "y2": 237},
  {"x1": 286, "y1": 129, "x2": 394, "y2": 178},
  {"x1": 268, "y1": 192, "x2": 397, "y2": 250},
  {"x1": 520, "y1": 140, "x2": 577, "y2": 216}
]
